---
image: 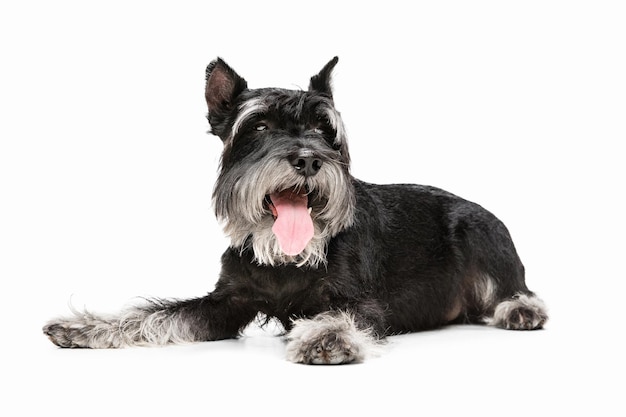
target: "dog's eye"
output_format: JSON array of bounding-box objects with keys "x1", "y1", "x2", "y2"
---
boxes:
[
  {"x1": 254, "y1": 123, "x2": 268, "y2": 131},
  {"x1": 313, "y1": 127, "x2": 324, "y2": 135}
]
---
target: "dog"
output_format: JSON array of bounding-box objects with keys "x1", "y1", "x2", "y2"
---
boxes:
[{"x1": 43, "y1": 57, "x2": 548, "y2": 364}]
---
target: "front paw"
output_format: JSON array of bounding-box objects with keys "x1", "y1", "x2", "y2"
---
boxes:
[
  {"x1": 285, "y1": 311, "x2": 381, "y2": 365},
  {"x1": 42, "y1": 322, "x2": 88, "y2": 348},
  {"x1": 43, "y1": 311, "x2": 122, "y2": 349}
]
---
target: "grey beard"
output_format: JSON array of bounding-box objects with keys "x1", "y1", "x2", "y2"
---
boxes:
[{"x1": 213, "y1": 154, "x2": 355, "y2": 267}]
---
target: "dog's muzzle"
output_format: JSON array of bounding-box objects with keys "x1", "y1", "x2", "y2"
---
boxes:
[{"x1": 264, "y1": 150, "x2": 323, "y2": 255}]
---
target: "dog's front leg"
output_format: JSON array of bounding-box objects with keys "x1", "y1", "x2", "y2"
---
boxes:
[
  {"x1": 43, "y1": 294, "x2": 257, "y2": 349},
  {"x1": 285, "y1": 309, "x2": 384, "y2": 365}
]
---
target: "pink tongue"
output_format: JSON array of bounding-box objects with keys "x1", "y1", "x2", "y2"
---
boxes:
[{"x1": 270, "y1": 189, "x2": 314, "y2": 256}]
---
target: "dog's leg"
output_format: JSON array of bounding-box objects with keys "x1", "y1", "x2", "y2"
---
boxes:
[
  {"x1": 285, "y1": 310, "x2": 383, "y2": 365},
  {"x1": 467, "y1": 274, "x2": 548, "y2": 330},
  {"x1": 457, "y1": 206, "x2": 549, "y2": 330},
  {"x1": 43, "y1": 296, "x2": 257, "y2": 348}
]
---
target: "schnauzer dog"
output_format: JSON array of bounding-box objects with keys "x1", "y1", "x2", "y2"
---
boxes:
[{"x1": 43, "y1": 57, "x2": 548, "y2": 364}]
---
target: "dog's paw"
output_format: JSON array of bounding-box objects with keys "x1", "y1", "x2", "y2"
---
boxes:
[
  {"x1": 43, "y1": 321, "x2": 92, "y2": 348},
  {"x1": 288, "y1": 328, "x2": 358, "y2": 365},
  {"x1": 285, "y1": 311, "x2": 381, "y2": 365},
  {"x1": 43, "y1": 311, "x2": 123, "y2": 348},
  {"x1": 489, "y1": 294, "x2": 548, "y2": 330}
]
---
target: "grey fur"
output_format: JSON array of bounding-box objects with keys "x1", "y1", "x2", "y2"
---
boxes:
[
  {"x1": 43, "y1": 300, "x2": 199, "y2": 348},
  {"x1": 285, "y1": 311, "x2": 383, "y2": 364}
]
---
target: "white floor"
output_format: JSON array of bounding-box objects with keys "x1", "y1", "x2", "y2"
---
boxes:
[
  {"x1": 2, "y1": 1, "x2": 625, "y2": 416},
  {"x1": 14, "y1": 314, "x2": 624, "y2": 416}
]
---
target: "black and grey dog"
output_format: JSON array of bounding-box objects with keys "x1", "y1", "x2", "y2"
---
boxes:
[{"x1": 44, "y1": 57, "x2": 548, "y2": 364}]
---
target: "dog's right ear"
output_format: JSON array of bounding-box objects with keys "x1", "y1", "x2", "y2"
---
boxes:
[
  {"x1": 205, "y1": 58, "x2": 248, "y2": 117},
  {"x1": 309, "y1": 56, "x2": 339, "y2": 98}
]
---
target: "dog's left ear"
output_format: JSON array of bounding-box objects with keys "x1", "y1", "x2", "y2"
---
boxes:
[
  {"x1": 309, "y1": 56, "x2": 339, "y2": 98},
  {"x1": 205, "y1": 58, "x2": 248, "y2": 116}
]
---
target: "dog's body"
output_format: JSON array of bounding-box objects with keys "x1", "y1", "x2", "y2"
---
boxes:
[{"x1": 44, "y1": 57, "x2": 548, "y2": 364}]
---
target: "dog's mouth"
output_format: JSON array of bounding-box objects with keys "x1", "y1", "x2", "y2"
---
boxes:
[{"x1": 265, "y1": 187, "x2": 314, "y2": 256}]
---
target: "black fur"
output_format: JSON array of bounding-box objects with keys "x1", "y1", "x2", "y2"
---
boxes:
[
  {"x1": 205, "y1": 181, "x2": 527, "y2": 335},
  {"x1": 43, "y1": 57, "x2": 547, "y2": 364}
]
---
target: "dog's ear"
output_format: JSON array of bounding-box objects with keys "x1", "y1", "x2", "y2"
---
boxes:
[
  {"x1": 205, "y1": 58, "x2": 248, "y2": 115},
  {"x1": 309, "y1": 56, "x2": 339, "y2": 97}
]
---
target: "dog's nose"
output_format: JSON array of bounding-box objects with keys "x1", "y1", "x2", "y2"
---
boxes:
[{"x1": 289, "y1": 153, "x2": 323, "y2": 177}]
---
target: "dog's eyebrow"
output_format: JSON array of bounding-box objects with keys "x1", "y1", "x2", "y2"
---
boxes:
[
  {"x1": 231, "y1": 97, "x2": 268, "y2": 138},
  {"x1": 318, "y1": 103, "x2": 346, "y2": 145}
]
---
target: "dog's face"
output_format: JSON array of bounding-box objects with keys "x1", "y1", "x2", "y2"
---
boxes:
[{"x1": 206, "y1": 57, "x2": 355, "y2": 267}]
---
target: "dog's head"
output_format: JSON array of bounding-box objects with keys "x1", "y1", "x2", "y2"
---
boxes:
[{"x1": 206, "y1": 57, "x2": 355, "y2": 267}]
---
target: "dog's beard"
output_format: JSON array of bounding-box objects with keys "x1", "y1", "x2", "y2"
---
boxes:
[{"x1": 213, "y1": 153, "x2": 355, "y2": 267}]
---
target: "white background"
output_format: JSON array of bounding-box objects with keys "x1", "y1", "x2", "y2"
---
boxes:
[{"x1": 1, "y1": 1, "x2": 625, "y2": 416}]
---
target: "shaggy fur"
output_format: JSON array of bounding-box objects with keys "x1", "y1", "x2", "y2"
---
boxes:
[{"x1": 43, "y1": 57, "x2": 548, "y2": 364}]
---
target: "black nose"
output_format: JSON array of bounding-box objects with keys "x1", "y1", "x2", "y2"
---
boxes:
[{"x1": 289, "y1": 153, "x2": 323, "y2": 177}]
